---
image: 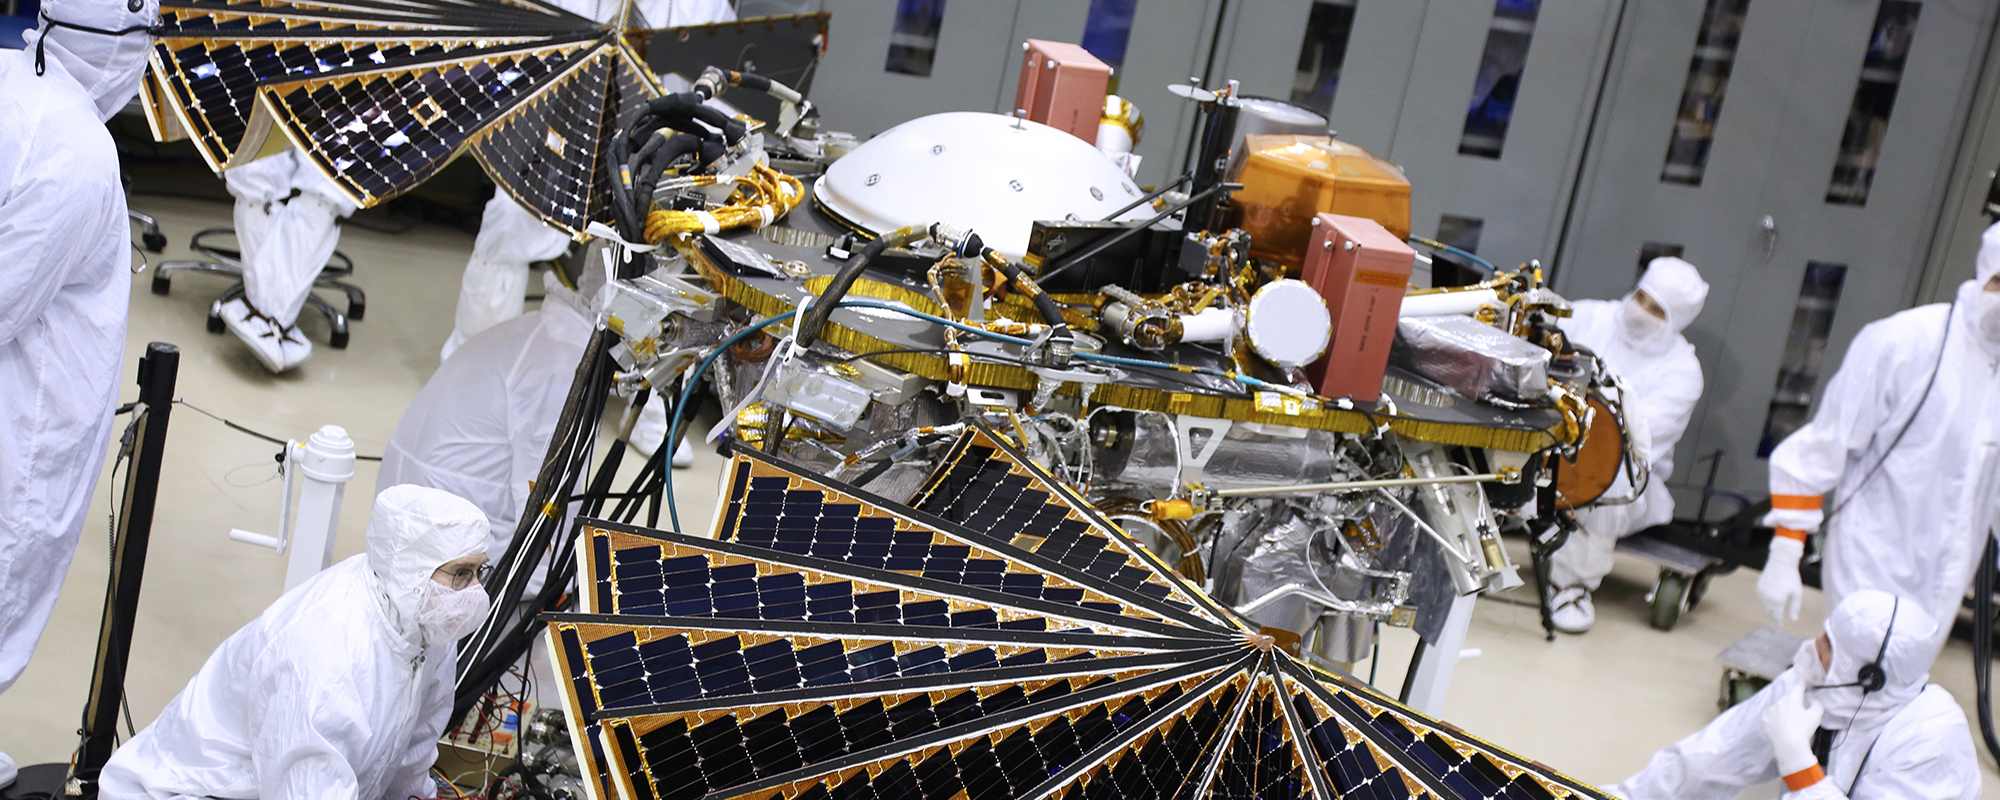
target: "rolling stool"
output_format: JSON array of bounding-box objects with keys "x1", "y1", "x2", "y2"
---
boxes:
[
  {"x1": 1716, "y1": 625, "x2": 1807, "y2": 710},
  {"x1": 129, "y1": 210, "x2": 167, "y2": 253},
  {"x1": 150, "y1": 227, "x2": 364, "y2": 348}
]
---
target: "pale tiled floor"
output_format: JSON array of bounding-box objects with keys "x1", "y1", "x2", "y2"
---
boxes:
[{"x1": 2, "y1": 193, "x2": 1995, "y2": 798}]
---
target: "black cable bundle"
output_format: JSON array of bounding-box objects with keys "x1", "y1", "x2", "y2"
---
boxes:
[
  {"x1": 1973, "y1": 534, "x2": 2000, "y2": 764},
  {"x1": 449, "y1": 337, "x2": 698, "y2": 720},
  {"x1": 451, "y1": 70, "x2": 772, "y2": 718},
  {"x1": 606, "y1": 77, "x2": 749, "y2": 242},
  {"x1": 450, "y1": 67, "x2": 812, "y2": 719},
  {"x1": 451, "y1": 328, "x2": 616, "y2": 719}
]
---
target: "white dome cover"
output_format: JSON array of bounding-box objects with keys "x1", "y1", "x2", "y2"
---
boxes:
[{"x1": 815, "y1": 112, "x2": 1146, "y2": 257}]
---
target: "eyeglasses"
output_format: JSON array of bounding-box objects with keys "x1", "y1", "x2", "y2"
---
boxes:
[{"x1": 435, "y1": 564, "x2": 493, "y2": 590}]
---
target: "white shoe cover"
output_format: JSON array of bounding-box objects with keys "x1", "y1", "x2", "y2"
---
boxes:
[
  {"x1": 1550, "y1": 586, "x2": 1595, "y2": 634},
  {"x1": 629, "y1": 394, "x2": 669, "y2": 459},
  {"x1": 218, "y1": 297, "x2": 314, "y2": 373},
  {"x1": 0, "y1": 751, "x2": 18, "y2": 788},
  {"x1": 629, "y1": 395, "x2": 694, "y2": 467}
]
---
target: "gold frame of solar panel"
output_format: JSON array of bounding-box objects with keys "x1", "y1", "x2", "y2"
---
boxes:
[
  {"x1": 544, "y1": 424, "x2": 1614, "y2": 800},
  {"x1": 144, "y1": 0, "x2": 661, "y2": 237}
]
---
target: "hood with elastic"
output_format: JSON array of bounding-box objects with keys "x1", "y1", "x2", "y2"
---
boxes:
[
  {"x1": 1633, "y1": 256, "x2": 1709, "y2": 337},
  {"x1": 24, "y1": 0, "x2": 156, "y2": 121},
  {"x1": 366, "y1": 485, "x2": 489, "y2": 645},
  {"x1": 1814, "y1": 588, "x2": 1936, "y2": 733}
]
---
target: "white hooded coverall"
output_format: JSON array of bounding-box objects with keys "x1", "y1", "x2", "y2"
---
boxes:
[
  {"x1": 224, "y1": 149, "x2": 360, "y2": 330},
  {"x1": 1550, "y1": 257, "x2": 1708, "y2": 590},
  {"x1": 0, "y1": 0, "x2": 147, "y2": 704},
  {"x1": 1610, "y1": 590, "x2": 1980, "y2": 800},
  {"x1": 99, "y1": 486, "x2": 490, "y2": 800},
  {"x1": 379, "y1": 275, "x2": 594, "y2": 589},
  {"x1": 1760, "y1": 223, "x2": 2000, "y2": 656},
  {"x1": 438, "y1": 0, "x2": 734, "y2": 360}
]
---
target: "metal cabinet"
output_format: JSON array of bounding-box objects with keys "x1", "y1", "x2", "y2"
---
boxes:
[
  {"x1": 810, "y1": 0, "x2": 1083, "y2": 140},
  {"x1": 1371, "y1": 0, "x2": 1621, "y2": 273},
  {"x1": 1556, "y1": 0, "x2": 1993, "y2": 500}
]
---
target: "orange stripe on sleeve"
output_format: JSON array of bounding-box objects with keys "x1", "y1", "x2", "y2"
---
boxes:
[
  {"x1": 1774, "y1": 527, "x2": 1809, "y2": 542},
  {"x1": 1783, "y1": 765, "x2": 1825, "y2": 792},
  {"x1": 1771, "y1": 494, "x2": 1825, "y2": 511}
]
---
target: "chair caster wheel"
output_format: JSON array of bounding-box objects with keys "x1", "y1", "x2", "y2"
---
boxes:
[
  {"x1": 141, "y1": 232, "x2": 168, "y2": 253},
  {"x1": 330, "y1": 330, "x2": 350, "y2": 349},
  {"x1": 206, "y1": 314, "x2": 225, "y2": 334},
  {"x1": 150, "y1": 274, "x2": 172, "y2": 296},
  {"x1": 1650, "y1": 571, "x2": 1690, "y2": 632},
  {"x1": 347, "y1": 301, "x2": 365, "y2": 321}
]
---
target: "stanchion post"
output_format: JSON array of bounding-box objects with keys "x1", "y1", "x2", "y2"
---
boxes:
[{"x1": 71, "y1": 342, "x2": 179, "y2": 797}]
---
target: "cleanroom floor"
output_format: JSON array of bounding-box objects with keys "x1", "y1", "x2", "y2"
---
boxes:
[{"x1": 2, "y1": 194, "x2": 1995, "y2": 798}]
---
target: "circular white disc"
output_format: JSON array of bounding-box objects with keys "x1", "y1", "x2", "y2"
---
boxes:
[
  {"x1": 1235, "y1": 97, "x2": 1327, "y2": 128},
  {"x1": 815, "y1": 112, "x2": 1146, "y2": 257},
  {"x1": 1246, "y1": 279, "x2": 1332, "y2": 368}
]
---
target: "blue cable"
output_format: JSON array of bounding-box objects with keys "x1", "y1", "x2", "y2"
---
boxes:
[
  {"x1": 831, "y1": 300, "x2": 1303, "y2": 393},
  {"x1": 1409, "y1": 236, "x2": 1497, "y2": 276},
  {"x1": 833, "y1": 300, "x2": 1036, "y2": 345},
  {"x1": 662, "y1": 309, "x2": 796, "y2": 532}
]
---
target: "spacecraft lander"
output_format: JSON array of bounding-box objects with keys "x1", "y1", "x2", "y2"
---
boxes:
[{"x1": 141, "y1": 2, "x2": 1648, "y2": 795}]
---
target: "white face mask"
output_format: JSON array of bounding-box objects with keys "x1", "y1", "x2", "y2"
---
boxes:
[
  {"x1": 1792, "y1": 638, "x2": 1826, "y2": 685},
  {"x1": 417, "y1": 580, "x2": 491, "y2": 645},
  {"x1": 1976, "y1": 289, "x2": 2000, "y2": 346},
  {"x1": 1619, "y1": 295, "x2": 1668, "y2": 345}
]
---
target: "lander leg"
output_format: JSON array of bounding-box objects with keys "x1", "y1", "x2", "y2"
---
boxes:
[{"x1": 1402, "y1": 593, "x2": 1477, "y2": 717}]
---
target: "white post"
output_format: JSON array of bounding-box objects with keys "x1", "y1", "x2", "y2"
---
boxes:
[
  {"x1": 283, "y1": 425, "x2": 355, "y2": 591},
  {"x1": 1404, "y1": 593, "x2": 1477, "y2": 717}
]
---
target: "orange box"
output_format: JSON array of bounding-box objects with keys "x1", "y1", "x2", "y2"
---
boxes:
[
  {"x1": 1302, "y1": 213, "x2": 1412, "y2": 402},
  {"x1": 1015, "y1": 39, "x2": 1111, "y2": 143},
  {"x1": 1229, "y1": 134, "x2": 1411, "y2": 270}
]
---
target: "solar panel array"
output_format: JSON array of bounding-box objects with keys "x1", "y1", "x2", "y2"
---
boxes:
[
  {"x1": 548, "y1": 421, "x2": 1612, "y2": 799},
  {"x1": 147, "y1": 0, "x2": 651, "y2": 235}
]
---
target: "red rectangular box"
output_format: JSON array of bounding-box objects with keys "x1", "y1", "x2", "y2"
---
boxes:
[
  {"x1": 1302, "y1": 213, "x2": 1413, "y2": 402},
  {"x1": 1015, "y1": 39, "x2": 1111, "y2": 143}
]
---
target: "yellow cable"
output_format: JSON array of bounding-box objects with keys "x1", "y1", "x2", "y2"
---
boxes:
[{"x1": 642, "y1": 163, "x2": 804, "y2": 244}]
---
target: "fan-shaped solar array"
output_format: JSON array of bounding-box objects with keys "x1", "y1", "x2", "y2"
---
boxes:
[
  {"x1": 547, "y1": 425, "x2": 1614, "y2": 800},
  {"x1": 146, "y1": 0, "x2": 656, "y2": 235}
]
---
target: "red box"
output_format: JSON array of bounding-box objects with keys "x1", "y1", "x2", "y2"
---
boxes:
[
  {"x1": 1302, "y1": 213, "x2": 1412, "y2": 402},
  {"x1": 1015, "y1": 39, "x2": 1111, "y2": 143}
]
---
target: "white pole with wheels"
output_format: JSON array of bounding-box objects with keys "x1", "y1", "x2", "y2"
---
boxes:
[
  {"x1": 228, "y1": 424, "x2": 357, "y2": 592},
  {"x1": 284, "y1": 425, "x2": 355, "y2": 590}
]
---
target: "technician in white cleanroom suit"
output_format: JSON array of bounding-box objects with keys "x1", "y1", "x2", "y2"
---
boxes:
[
  {"x1": 1546, "y1": 257, "x2": 1708, "y2": 633},
  {"x1": 1609, "y1": 590, "x2": 1979, "y2": 800},
  {"x1": 98, "y1": 486, "x2": 492, "y2": 800},
  {"x1": 378, "y1": 273, "x2": 597, "y2": 590},
  {"x1": 215, "y1": 149, "x2": 359, "y2": 373},
  {"x1": 0, "y1": 0, "x2": 150, "y2": 785},
  {"x1": 439, "y1": 0, "x2": 734, "y2": 360},
  {"x1": 1757, "y1": 222, "x2": 2000, "y2": 656}
]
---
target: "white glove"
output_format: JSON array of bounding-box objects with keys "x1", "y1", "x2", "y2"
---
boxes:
[
  {"x1": 1790, "y1": 638, "x2": 1825, "y2": 685},
  {"x1": 1760, "y1": 678, "x2": 1825, "y2": 777},
  {"x1": 1760, "y1": 536, "x2": 1805, "y2": 623}
]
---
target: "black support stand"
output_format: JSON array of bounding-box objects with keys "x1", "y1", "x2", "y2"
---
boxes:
[{"x1": 3, "y1": 343, "x2": 179, "y2": 800}]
